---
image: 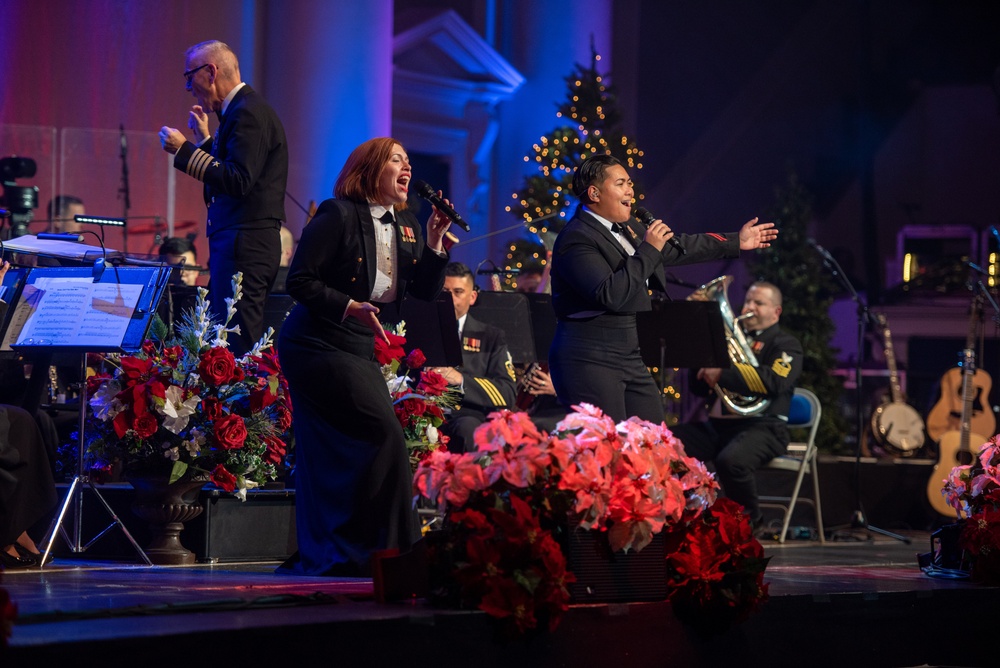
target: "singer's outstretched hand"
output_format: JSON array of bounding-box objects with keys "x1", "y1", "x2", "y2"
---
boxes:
[
  {"x1": 425, "y1": 190, "x2": 453, "y2": 253},
  {"x1": 738, "y1": 218, "x2": 778, "y2": 250}
]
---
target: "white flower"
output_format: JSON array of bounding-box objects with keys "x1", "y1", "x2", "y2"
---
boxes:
[
  {"x1": 235, "y1": 478, "x2": 259, "y2": 502},
  {"x1": 426, "y1": 424, "x2": 439, "y2": 444},
  {"x1": 162, "y1": 444, "x2": 180, "y2": 461},
  {"x1": 89, "y1": 379, "x2": 122, "y2": 421},
  {"x1": 158, "y1": 385, "x2": 202, "y2": 435}
]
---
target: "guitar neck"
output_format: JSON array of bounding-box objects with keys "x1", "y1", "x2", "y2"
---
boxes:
[{"x1": 880, "y1": 320, "x2": 903, "y2": 403}]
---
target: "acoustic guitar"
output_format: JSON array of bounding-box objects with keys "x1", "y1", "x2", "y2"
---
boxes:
[
  {"x1": 926, "y1": 294, "x2": 992, "y2": 517},
  {"x1": 869, "y1": 314, "x2": 925, "y2": 456},
  {"x1": 926, "y1": 365, "x2": 994, "y2": 445}
]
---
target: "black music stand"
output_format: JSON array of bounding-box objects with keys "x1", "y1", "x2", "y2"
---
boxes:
[
  {"x1": 469, "y1": 291, "x2": 539, "y2": 365},
  {"x1": 398, "y1": 295, "x2": 462, "y2": 368},
  {"x1": 3, "y1": 265, "x2": 172, "y2": 566},
  {"x1": 637, "y1": 301, "x2": 730, "y2": 370},
  {"x1": 636, "y1": 301, "x2": 729, "y2": 418}
]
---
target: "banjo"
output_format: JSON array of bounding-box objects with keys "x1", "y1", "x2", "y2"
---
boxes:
[{"x1": 870, "y1": 313, "x2": 926, "y2": 456}]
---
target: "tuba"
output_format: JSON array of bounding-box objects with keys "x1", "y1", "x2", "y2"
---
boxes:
[{"x1": 686, "y1": 275, "x2": 771, "y2": 416}]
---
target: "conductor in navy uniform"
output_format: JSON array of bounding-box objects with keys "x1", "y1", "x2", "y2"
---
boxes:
[
  {"x1": 548, "y1": 154, "x2": 778, "y2": 424},
  {"x1": 159, "y1": 39, "x2": 288, "y2": 355}
]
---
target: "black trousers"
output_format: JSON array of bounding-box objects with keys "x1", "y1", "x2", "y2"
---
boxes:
[
  {"x1": 208, "y1": 225, "x2": 281, "y2": 356},
  {"x1": 549, "y1": 315, "x2": 664, "y2": 424},
  {"x1": 671, "y1": 416, "x2": 789, "y2": 524}
]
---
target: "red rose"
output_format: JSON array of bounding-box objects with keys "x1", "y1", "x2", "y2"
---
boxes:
[
  {"x1": 202, "y1": 396, "x2": 223, "y2": 420},
  {"x1": 275, "y1": 403, "x2": 293, "y2": 432},
  {"x1": 211, "y1": 464, "x2": 237, "y2": 493},
  {"x1": 263, "y1": 435, "x2": 287, "y2": 465},
  {"x1": 199, "y1": 347, "x2": 237, "y2": 386},
  {"x1": 405, "y1": 348, "x2": 426, "y2": 369},
  {"x1": 374, "y1": 331, "x2": 406, "y2": 366},
  {"x1": 214, "y1": 413, "x2": 247, "y2": 450},
  {"x1": 231, "y1": 366, "x2": 245, "y2": 382},
  {"x1": 133, "y1": 412, "x2": 159, "y2": 439},
  {"x1": 417, "y1": 369, "x2": 448, "y2": 396}
]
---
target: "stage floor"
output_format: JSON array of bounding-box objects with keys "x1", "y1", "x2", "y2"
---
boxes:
[{"x1": 2, "y1": 529, "x2": 994, "y2": 667}]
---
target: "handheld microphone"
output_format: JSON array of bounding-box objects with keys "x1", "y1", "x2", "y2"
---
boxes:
[
  {"x1": 412, "y1": 179, "x2": 470, "y2": 232},
  {"x1": 634, "y1": 207, "x2": 686, "y2": 255}
]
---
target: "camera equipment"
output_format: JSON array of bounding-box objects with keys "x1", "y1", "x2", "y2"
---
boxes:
[{"x1": 0, "y1": 155, "x2": 40, "y2": 237}]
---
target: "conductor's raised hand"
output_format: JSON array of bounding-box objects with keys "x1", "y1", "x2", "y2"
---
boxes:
[
  {"x1": 347, "y1": 301, "x2": 389, "y2": 344},
  {"x1": 425, "y1": 190, "x2": 453, "y2": 253},
  {"x1": 642, "y1": 219, "x2": 674, "y2": 252},
  {"x1": 159, "y1": 127, "x2": 186, "y2": 155},
  {"x1": 188, "y1": 105, "x2": 210, "y2": 145},
  {"x1": 738, "y1": 218, "x2": 778, "y2": 250}
]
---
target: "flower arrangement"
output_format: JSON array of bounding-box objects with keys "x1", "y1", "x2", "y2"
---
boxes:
[
  {"x1": 85, "y1": 274, "x2": 293, "y2": 499},
  {"x1": 375, "y1": 323, "x2": 459, "y2": 470},
  {"x1": 414, "y1": 404, "x2": 769, "y2": 635},
  {"x1": 663, "y1": 497, "x2": 771, "y2": 629},
  {"x1": 942, "y1": 435, "x2": 1000, "y2": 583}
]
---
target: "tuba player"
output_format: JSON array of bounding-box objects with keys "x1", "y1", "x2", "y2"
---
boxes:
[{"x1": 672, "y1": 281, "x2": 803, "y2": 529}]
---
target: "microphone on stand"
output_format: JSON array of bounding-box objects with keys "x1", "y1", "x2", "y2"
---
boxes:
[
  {"x1": 634, "y1": 207, "x2": 686, "y2": 255},
  {"x1": 806, "y1": 238, "x2": 833, "y2": 260},
  {"x1": 412, "y1": 179, "x2": 470, "y2": 232}
]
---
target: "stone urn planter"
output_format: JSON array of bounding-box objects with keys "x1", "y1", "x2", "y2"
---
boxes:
[{"x1": 128, "y1": 473, "x2": 209, "y2": 565}]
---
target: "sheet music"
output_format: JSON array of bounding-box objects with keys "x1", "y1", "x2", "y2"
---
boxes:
[{"x1": 1, "y1": 277, "x2": 142, "y2": 350}]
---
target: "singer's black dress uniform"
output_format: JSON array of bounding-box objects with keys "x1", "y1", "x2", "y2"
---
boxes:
[
  {"x1": 549, "y1": 208, "x2": 739, "y2": 423},
  {"x1": 277, "y1": 198, "x2": 447, "y2": 576}
]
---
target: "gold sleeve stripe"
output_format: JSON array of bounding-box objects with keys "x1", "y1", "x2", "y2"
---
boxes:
[
  {"x1": 186, "y1": 148, "x2": 213, "y2": 181},
  {"x1": 474, "y1": 378, "x2": 506, "y2": 406},
  {"x1": 735, "y1": 363, "x2": 767, "y2": 394}
]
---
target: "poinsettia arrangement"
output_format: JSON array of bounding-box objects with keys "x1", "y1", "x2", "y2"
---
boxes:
[
  {"x1": 85, "y1": 274, "x2": 293, "y2": 499},
  {"x1": 414, "y1": 404, "x2": 770, "y2": 635},
  {"x1": 942, "y1": 436, "x2": 1000, "y2": 583},
  {"x1": 663, "y1": 497, "x2": 771, "y2": 629},
  {"x1": 374, "y1": 322, "x2": 459, "y2": 470}
]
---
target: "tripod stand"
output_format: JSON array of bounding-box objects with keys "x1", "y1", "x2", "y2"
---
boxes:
[
  {"x1": 39, "y1": 353, "x2": 152, "y2": 567},
  {"x1": 808, "y1": 241, "x2": 909, "y2": 543}
]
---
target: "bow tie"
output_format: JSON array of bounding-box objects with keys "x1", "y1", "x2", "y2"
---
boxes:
[
  {"x1": 612, "y1": 222, "x2": 638, "y2": 244},
  {"x1": 379, "y1": 211, "x2": 394, "y2": 225}
]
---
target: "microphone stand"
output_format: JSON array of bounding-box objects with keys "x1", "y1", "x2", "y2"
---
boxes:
[
  {"x1": 119, "y1": 124, "x2": 131, "y2": 255},
  {"x1": 808, "y1": 241, "x2": 910, "y2": 544}
]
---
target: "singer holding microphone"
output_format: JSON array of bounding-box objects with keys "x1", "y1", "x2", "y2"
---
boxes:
[
  {"x1": 549, "y1": 154, "x2": 778, "y2": 423},
  {"x1": 276, "y1": 138, "x2": 452, "y2": 577}
]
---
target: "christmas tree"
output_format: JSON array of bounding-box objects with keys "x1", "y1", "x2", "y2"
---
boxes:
[
  {"x1": 502, "y1": 43, "x2": 644, "y2": 290},
  {"x1": 747, "y1": 171, "x2": 848, "y2": 453}
]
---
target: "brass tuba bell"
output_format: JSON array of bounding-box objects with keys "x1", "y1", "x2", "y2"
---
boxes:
[{"x1": 686, "y1": 275, "x2": 771, "y2": 416}]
